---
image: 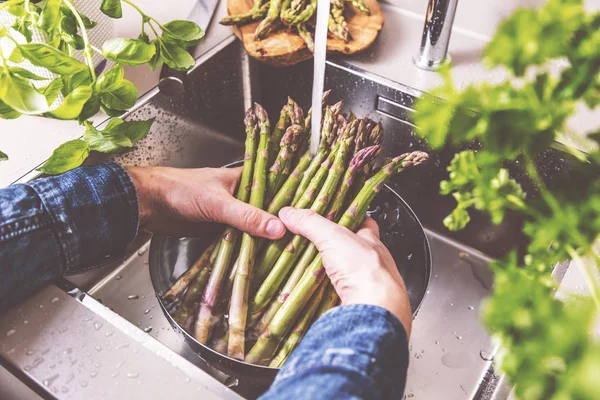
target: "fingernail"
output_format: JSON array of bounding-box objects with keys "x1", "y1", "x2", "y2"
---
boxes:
[
  {"x1": 266, "y1": 219, "x2": 285, "y2": 237},
  {"x1": 279, "y1": 207, "x2": 293, "y2": 220}
]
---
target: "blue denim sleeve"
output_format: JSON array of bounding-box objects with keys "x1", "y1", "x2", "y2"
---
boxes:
[
  {"x1": 0, "y1": 163, "x2": 139, "y2": 309},
  {"x1": 260, "y1": 304, "x2": 410, "y2": 400}
]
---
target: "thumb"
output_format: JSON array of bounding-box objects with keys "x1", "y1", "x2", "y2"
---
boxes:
[
  {"x1": 216, "y1": 198, "x2": 286, "y2": 240},
  {"x1": 279, "y1": 207, "x2": 353, "y2": 250}
]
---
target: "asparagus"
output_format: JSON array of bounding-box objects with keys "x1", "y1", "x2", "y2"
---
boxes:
[
  {"x1": 282, "y1": 0, "x2": 315, "y2": 25},
  {"x1": 354, "y1": 118, "x2": 369, "y2": 152},
  {"x1": 228, "y1": 103, "x2": 271, "y2": 359},
  {"x1": 255, "y1": 0, "x2": 284, "y2": 40},
  {"x1": 246, "y1": 152, "x2": 429, "y2": 365},
  {"x1": 267, "y1": 124, "x2": 303, "y2": 197},
  {"x1": 349, "y1": 122, "x2": 383, "y2": 203},
  {"x1": 315, "y1": 282, "x2": 340, "y2": 319},
  {"x1": 250, "y1": 145, "x2": 379, "y2": 334},
  {"x1": 267, "y1": 150, "x2": 312, "y2": 215},
  {"x1": 220, "y1": 2, "x2": 269, "y2": 25},
  {"x1": 293, "y1": 106, "x2": 338, "y2": 205},
  {"x1": 349, "y1": 0, "x2": 370, "y2": 14},
  {"x1": 162, "y1": 240, "x2": 219, "y2": 303},
  {"x1": 253, "y1": 141, "x2": 338, "y2": 285},
  {"x1": 269, "y1": 106, "x2": 290, "y2": 167},
  {"x1": 193, "y1": 108, "x2": 259, "y2": 344},
  {"x1": 268, "y1": 281, "x2": 327, "y2": 368},
  {"x1": 329, "y1": 8, "x2": 351, "y2": 42},
  {"x1": 172, "y1": 245, "x2": 219, "y2": 329},
  {"x1": 250, "y1": 134, "x2": 355, "y2": 317}
]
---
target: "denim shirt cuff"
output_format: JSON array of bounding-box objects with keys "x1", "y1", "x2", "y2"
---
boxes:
[
  {"x1": 272, "y1": 304, "x2": 409, "y2": 398},
  {"x1": 27, "y1": 162, "x2": 139, "y2": 273}
]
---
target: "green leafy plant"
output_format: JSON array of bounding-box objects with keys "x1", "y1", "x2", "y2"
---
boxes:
[
  {"x1": 0, "y1": 0, "x2": 204, "y2": 173},
  {"x1": 413, "y1": 0, "x2": 600, "y2": 398}
]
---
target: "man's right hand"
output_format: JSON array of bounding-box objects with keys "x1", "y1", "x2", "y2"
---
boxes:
[{"x1": 278, "y1": 207, "x2": 412, "y2": 337}]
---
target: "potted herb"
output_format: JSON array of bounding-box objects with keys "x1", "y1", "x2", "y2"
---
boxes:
[
  {"x1": 413, "y1": 0, "x2": 600, "y2": 397},
  {"x1": 0, "y1": 0, "x2": 204, "y2": 173}
]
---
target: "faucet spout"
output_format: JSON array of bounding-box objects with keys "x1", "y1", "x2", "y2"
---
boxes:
[{"x1": 414, "y1": 0, "x2": 459, "y2": 71}]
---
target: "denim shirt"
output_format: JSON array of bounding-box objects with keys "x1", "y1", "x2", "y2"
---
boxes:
[{"x1": 0, "y1": 163, "x2": 409, "y2": 399}]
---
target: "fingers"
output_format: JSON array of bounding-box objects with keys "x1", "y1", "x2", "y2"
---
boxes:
[
  {"x1": 216, "y1": 198, "x2": 286, "y2": 240},
  {"x1": 217, "y1": 167, "x2": 244, "y2": 194},
  {"x1": 356, "y1": 217, "x2": 380, "y2": 241},
  {"x1": 279, "y1": 207, "x2": 353, "y2": 250}
]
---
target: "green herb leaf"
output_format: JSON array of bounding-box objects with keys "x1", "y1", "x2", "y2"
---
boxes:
[
  {"x1": 48, "y1": 85, "x2": 93, "y2": 120},
  {"x1": 79, "y1": 12, "x2": 98, "y2": 29},
  {"x1": 100, "y1": 0, "x2": 123, "y2": 18},
  {"x1": 102, "y1": 38, "x2": 156, "y2": 66},
  {"x1": 62, "y1": 32, "x2": 85, "y2": 50},
  {"x1": 0, "y1": 36, "x2": 23, "y2": 63},
  {"x1": 39, "y1": 78, "x2": 64, "y2": 105},
  {"x1": 0, "y1": 150, "x2": 8, "y2": 161},
  {"x1": 0, "y1": 99, "x2": 21, "y2": 120},
  {"x1": 59, "y1": 5, "x2": 77, "y2": 35},
  {"x1": 162, "y1": 20, "x2": 205, "y2": 47},
  {"x1": 147, "y1": 40, "x2": 162, "y2": 71},
  {"x1": 78, "y1": 95, "x2": 101, "y2": 121},
  {"x1": 63, "y1": 70, "x2": 92, "y2": 94},
  {"x1": 19, "y1": 43, "x2": 87, "y2": 75},
  {"x1": 38, "y1": 139, "x2": 90, "y2": 174},
  {"x1": 9, "y1": 66, "x2": 48, "y2": 81},
  {"x1": 83, "y1": 121, "x2": 133, "y2": 153},
  {"x1": 96, "y1": 64, "x2": 124, "y2": 93},
  {"x1": 159, "y1": 40, "x2": 194, "y2": 71},
  {"x1": 100, "y1": 80, "x2": 137, "y2": 110},
  {"x1": 110, "y1": 117, "x2": 155, "y2": 143},
  {"x1": 39, "y1": 0, "x2": 62, "y2": 32},
  {"x1": 100, "y1": 104, "x2": 126, "y2": 117},
  {"x1": 0, "y1": 72, "x2": 49, "y2": 114}
]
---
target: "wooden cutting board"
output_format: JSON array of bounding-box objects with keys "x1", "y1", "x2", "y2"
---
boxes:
[{"x1": 226, "y1": 0, "x2": 384, "y2": 67}]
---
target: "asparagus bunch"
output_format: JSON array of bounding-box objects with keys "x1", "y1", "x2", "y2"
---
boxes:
[
  {"x1": 164, "y1": 93, "x2": 428, "y2": 367},
  {"x1": 220, "y1": 0, "x2": 371, "y2": 50}
]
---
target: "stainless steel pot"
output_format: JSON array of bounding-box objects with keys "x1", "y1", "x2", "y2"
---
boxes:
[{"x1": 149, "y1": 160, "x2": 432, "y2": 386}]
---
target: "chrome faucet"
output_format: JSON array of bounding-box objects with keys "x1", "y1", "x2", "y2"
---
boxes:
[{"x1": 414, "y1": 0, "x2": 459, "y2": 70}]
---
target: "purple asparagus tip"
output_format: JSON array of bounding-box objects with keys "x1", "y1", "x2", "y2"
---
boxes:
[
  {"x1": 254, "y1": 103, "x2": 268, "y2": 122},
  {"x1": 349, "y1": 145, "x2": 382, "y2": 173},
  {"x1": 244, "y1": 107, "x2": 257, "y2": 127},
  {"x1": 330, "y1": 100, "x2": 343, "y2": 116}
]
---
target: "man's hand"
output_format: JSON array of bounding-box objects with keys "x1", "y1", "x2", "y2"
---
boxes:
[
  {"x1": 126, "y1": 166, "x2": 286, "y2": 240},
  {"x1": 278, "y1": 207, "x2": 412, "y2": 336}
]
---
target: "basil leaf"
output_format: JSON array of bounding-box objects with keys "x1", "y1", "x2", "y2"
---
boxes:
[
  {"x1": 39, "y1": 0, "x2": 62, "y2": 32},
  {"x1": 38, "y1": 140, "x2": 90, "y2": 174},
  {"x1": 19, "y1": 43, "x2": 87, "y2": 75},
  {"x1": 0, "y1": 150, "x2": 7, "y2": 161},
  {"x1": 14, "y1": 17, "x2": 33, "y2": 42},
  {"x1": 100, "y1": 80, "x2": 137, "y2": 110},
  {"x1": 60, "y1": 10, "x2": 77, "y2": 35},
  {"x1": 40, "y1": 78, "x2": 64, "y2": 105},
  {"x1": 148, "y1": 40, "x2": 162, "y2": 71},
  {"x1": 0, "y1": 72, "x2": 49, "y2": 114},
  {"x1": 78, "y1": 95, "x2": 101, "y2": 121},
  {"x1": 83, "y1": 121, "x2": 132, "y2": 153},
  {"x1": 0, "y1": 99, "x2": 21, "y2": 120},
  {"x1": 101, "y1": 104, "x2": 126, "y2": 117},
  {"x1": 96, "y1": 64, "x2": 124, "y2": 93},
  {"x1": 10, "y1": 66, "x2": 48, "y2": 81},
  {"x1": 138, "y1": 32, "x2": 151, "y2": 44},
  {"x1": 104, "y1": 118, "x2": 124, "y2": 130},
  {"x1": 100, "y1": 0, "x2": 123, "y2": 18},
  {"x1": 6, "y1": 4, "x2": 25, "y2": 17},
  {"x1": 162, "y1": 20, "x2": 205, "y2": 47},
  {"x1": 159, "y1": 41, "x2": 194, "y2": 71},
  {"x1": 102, "y1": 38, "x2": 156, "y2": 66},
  {"x1": 79, "y1": 12, "x2": 98, "y2": 29},
  {"x1": 0, "y1": 36, "x2": 23, "y2": 63},
  {"x1": 63, "y1": 69, "x2": 92, "y2": 94},
  {"x1": 62, "y1": 32, "x2": 85, "y2": 50},
  {"x1": 110, "y1": 118, "x2": 155, "y2": 143},
  {"x1": 49, "y1": 85, "x2": 92, "y2": 119}
]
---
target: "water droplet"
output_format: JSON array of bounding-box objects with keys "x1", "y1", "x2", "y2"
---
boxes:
[
  {"x1": 116, "y1": 343, "x2": 130, "y2": 350},
  {"x1": 61, "y1": 386, "x2": 69, "y2": 393},
  {"x1": 184, "y1": 377, "x2": 191, "y2": 383},
  {"x1": 95, "y1": 345, "x2": 102, "y2": 352},
  {"x1": 138, "y1": 248, "x2": 147, "y2": 256},
  {"x1": 144, "y1": 309, "x2": 151, "y2": 314},
  {"x1": 450, "y1": 303, "x2": 454, "y2": 307},
  {"x1": 82, "y1": 315, "x2": 93, "y2": 322},
  {"x1": 51, "y1": 297, "x2": 60, "y2": 303},
  {"x1": 127, "y1": 372, "x2": 140, "y2": 379},
  {"x1": 143, "y1": 326, "x2": 153, "y2": 333},
  {"x1": 105, "y1": 331, "x2": 114, "y2": 337},
  {"x1": 224, "y1": 377, "x2": 239, "y2": 388},
  {"x1": 93, "y1": 321, "x2": 103, "y2": 331},
  {"x1": 116, "y1": 275, "x2": 122, "y2": 280},
  {"x1": 26, "y1": 350, "x2": 35, "y2": 356},
  {"x1": 63, "y1": 348, "x2": 72, "y2": 355},
  {"x1": 59, "y1": 327, "x2": 68, "y2": 334},
  {"x1": 43, "y1": 374, "x2": 60, "y2": 387},
  {"x1": 90, "y1": 371, "x2": 98, "y2": 378},
  {"x1": 479, "y1": 350, "x2": 494, "y2": 361},
  {"x1": 128, "y1": 295, "x2": 139, "y2": 300},
  {"x1": 468, "y1": 306, "x2": 474, "y2": 310},
  {"x1": 435, "y1": 340, "x2": 440, "y2": 345},
  {"x1": 407, "y1": 394, "x2": 414, "y2": 398},
  {"x1": 80, "y1": 381, "x2": 88, "y2": 388},
  {"x1": 456, "y1": 335, "x2": 462, "y2": 340},
  {"x1": 23, "y1": 320, "x2": 28, "y2": 324},
  {"x1": 6, "y1": 329, "x2": 16, "y2": 337}
]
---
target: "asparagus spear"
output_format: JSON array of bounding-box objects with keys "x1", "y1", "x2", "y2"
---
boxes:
[
  {"x1": 193, "y1": 108, "x2": 259, "y2": 344},
  {"x1": 282, "y1": 0, "x2": 315, "y2": 25},
  {"x1": 349, "y1": 0, "x2": 370, "y2": 14},
  {"x1": 268, "y1": 124, "x2": 303, "y2": 197},
  {"x1": 162, "y1": 240, "x2": 219, "y2": 303},
  {"x1": 329, "y1": 8, "x2": 351, "y2": 42},
  {"x1": 267, "y1": 150, "x2": 312, "y2": 215},
  {"x1": 354, "y1": 118, "x2": 369, "y2": 152},
  {"x1": 293, "y1": 106, "x2": 338, "y2": 205},
  {"x1": 314, "y1": 282, "x2": 340, "y2": 319},
  {"x1": 304, "y1": 89, "x2": 332, "y2": 135},
  {"x1": 268, "y1": 281, "x2": 327, "y2": 368},
  {"x1": 349, "y1": 122, "x2": 383, "y2": 202},
  {"x1": 172, "y1": 243, "x2": 219, "y2": 329},
  {"x1": 250, "y1": 134, "x2": 355, "y2": 316},
  {"x1": 250, "y1": 145, "x2": 380, "y2": 333},
  {"x1": 220, "y1": 2, "x2": 269, "y2": 25},
  {"x1": 246, "y1": 152, "x2": 429, "y2": 365},
  {"x1": 268, "y1": 105, "x2": 291, "y2": 167},
  {"x1": 228, "y1": 103, "x2": 271, "y2": 359},
  {"x1": 255, "y1": 0, "x2": 285, "y2": 40}
]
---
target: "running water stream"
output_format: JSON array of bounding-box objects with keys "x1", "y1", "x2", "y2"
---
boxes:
[{"x1": 309, "y1": 0, "x2": 331, "y2": 155}]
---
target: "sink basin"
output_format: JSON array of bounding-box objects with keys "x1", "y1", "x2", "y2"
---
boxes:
[{"x1": 2, "y1": 35, "x2": 573, "y2": 399}]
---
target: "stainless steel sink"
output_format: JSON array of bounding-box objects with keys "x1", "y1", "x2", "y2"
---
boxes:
[{"x1": 0, "y1": 34, "x2": 572, "y2": 399}]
